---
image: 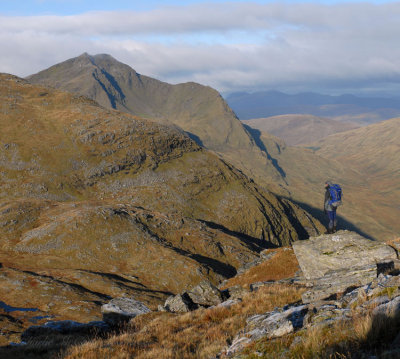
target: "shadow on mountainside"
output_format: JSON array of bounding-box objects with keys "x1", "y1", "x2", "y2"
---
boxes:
[
  {"x1": 199, "y1": 220, "x2": 278, "y2": 251},
  {"x1": 288, "y1": 198, "x2": 374, "y2": 240},
  {"x1": 243, "y1": 124, "x2": 287, "y2": 181}
]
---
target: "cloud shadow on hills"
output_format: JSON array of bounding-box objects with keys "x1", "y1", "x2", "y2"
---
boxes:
[{"x1": 287, "y1": 198, "x2": 375, "y2": 240}]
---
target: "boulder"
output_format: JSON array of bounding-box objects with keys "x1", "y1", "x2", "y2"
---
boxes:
[
  {"x1": 101, "y1": 297, "x2": 151, "y2": 326},
  {"x1": 293, "y1": 231, "x2": 397, "y2": 280},
  {"x1": 187, "y1": 281, "x2": 224, "y2": 306},
  {"x1": 164, "y1": 293, "x2": 197, "y2": 313}
]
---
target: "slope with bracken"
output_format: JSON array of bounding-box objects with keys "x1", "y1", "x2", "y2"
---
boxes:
[{"x1": 0, "y1": 74, "x2": 323, "y2": 344}]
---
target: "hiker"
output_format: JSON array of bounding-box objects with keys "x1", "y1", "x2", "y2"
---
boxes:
[{"x1": 324, "y1": 181, "x2": 342, "y2": 234}]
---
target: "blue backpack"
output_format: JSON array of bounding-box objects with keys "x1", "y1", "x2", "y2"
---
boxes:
[{"x1": 329, "y1": 184, "x2": 342, "y2": 207}]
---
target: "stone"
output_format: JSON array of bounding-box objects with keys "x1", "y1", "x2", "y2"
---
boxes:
[
  {"x1": 224, "y1": 285, "x2": 249, "y2": 300},
  {"x1": 21, "y1": 320, "x2": 109, "y2": 341},
  {"x1": 302, "y1": 264, "x2": 377, "y2": 303},
  {"x1": 225, "y1": 305, "x2": 308, "y2": 356},
  {"x1": 187, "y1": 281, "x2": 224, "y2": 307},
  {"x1": 164, "y1": 293, "x2": 197, "y2": 313},
  {"x1": 101, "y1": 297, "x2": 151, "y2": 326},
  {"x1": 293, "y1": 231, "x2": 397, "y2": 280},
  {"x1": 373, "y1": 296, "x2": 400, "y2": 317}
]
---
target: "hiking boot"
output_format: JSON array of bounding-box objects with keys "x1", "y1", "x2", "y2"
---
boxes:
[{"x1": 324, "y1": 228, "x2": 332, "y2": 234}]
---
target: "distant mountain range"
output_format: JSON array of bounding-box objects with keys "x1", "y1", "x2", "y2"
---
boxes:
[{"x1": 226, "y1": 90, "x2": 400, "y2": 124}]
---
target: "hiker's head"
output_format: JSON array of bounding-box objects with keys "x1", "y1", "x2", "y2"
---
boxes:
[{"x1": 325, "y1": 181, "x2": 332, "y2": 188}]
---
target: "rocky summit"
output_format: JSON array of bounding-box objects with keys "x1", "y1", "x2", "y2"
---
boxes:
[{"x1": 0, "y1": 73, "x2": 323, "y2": 345}]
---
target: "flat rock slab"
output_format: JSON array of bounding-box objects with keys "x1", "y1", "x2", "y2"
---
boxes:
[
  {"x1": 293, "y1": 230, "x2": 396, "y2": 280},
  {"x1": 302, "y1": 264, "x2": 377, "y2": 303},
  {"x1": 101, "y1": 297, "x2": 151, "y2": 326}
]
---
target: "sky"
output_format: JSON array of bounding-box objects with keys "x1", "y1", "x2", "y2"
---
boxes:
[{"x1": 1, "y1": 0, "x2": 400, "y2": 96}]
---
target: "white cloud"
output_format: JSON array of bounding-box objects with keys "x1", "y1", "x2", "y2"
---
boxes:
[{"x1": 1, "y1": 2, "x2": 400, "y2": 95}]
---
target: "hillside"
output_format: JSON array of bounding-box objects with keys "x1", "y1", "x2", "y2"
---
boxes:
[
  {"x1": 246, "y1": 114, "x2": 359, "y2": 145},
  {"x1": 226, "y1": 90, "x2": 400, "y2": 124},
  {"x1": 243, "y1": 125, "x2": 400, "y2": 240},
  {"x1": 0, "y1": 74, "x2": 323, "y2": 344},
  {"x1": 27, "y1": 53, "x2": 284, "y2": 189},
  {"x1": 306, "y1": 118, "x2": 400, "y2": 235},
  {"x1": 26, "y1": 54, "x2": 399, "y2": 241}
]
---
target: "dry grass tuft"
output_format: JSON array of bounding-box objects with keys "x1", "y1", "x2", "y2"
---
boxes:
[{"x1": 223, "y1": 247, "x2": 299, "y2": 289}]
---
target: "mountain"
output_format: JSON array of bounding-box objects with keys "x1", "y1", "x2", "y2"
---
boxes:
[
  {"x1": 26, "y1": 53, "x2": 399, "y2": 241},
  {"x1": 245, "y1": 114, "x2": 359, "y2": 146},
  {"x1": 226, "y1": 90, "x2": 400, "y2": 124},
  {"x1": 0, "y1": 74, "x2": 323, "y2": 343},
  {"x1": 27, "y1": 53, "x2": 285, "y2": 191}
]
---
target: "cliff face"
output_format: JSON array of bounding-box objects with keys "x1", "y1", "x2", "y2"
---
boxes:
[{"x1": 0, "y1": 74, "x2": 323, "y2": 342}]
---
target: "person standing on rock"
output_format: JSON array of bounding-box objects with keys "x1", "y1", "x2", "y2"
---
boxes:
[{"x1": 324, "y1": 181, "x2": 342, "y2": 234}]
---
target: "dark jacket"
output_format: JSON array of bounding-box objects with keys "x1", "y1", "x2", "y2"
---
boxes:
[{"x1": 324, "y1": 187, "x2": 335, "y2": 211}]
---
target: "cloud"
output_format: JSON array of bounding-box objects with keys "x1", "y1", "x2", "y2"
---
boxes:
[{"x1": 1, "y1": 2, "x2": 400, "y2": 95}]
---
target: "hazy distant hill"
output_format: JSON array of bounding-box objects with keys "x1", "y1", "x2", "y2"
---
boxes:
[
  {"x1": 0, "y1": 74, "x2": 324, "y2": 343},
  {"x1": 246, "y1": 115, "x2": 359, "y2": 146},
  {"x1": 226, "y1": 90, "x2": 400, "y2": 124},
  {"x1": 309, "y1": 117, "x2": 400, "y2": 195}
]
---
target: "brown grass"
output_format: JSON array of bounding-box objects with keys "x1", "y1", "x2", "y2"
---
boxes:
[
  {"x1": 63, "y1": 284, "x2": 304, "y2": 359},
  {"x1": 223, "y1": 247, "x2": 299, "y2": 289}
]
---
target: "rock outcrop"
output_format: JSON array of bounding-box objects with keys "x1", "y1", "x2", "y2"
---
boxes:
[
  {"x1": 162, "y1": 281, "x2": 226, "y2": 313},
  {"x1": 293, "y1": 231, "x2": 397, "y2": 303},
  {"x1": 101, "y1": 298, "x2": 151, "y2": 326},
  {"x1": 292, "y1": 231, "x2": 397, "y2": 280}
]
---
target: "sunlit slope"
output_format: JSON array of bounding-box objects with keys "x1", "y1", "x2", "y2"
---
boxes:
[
  {"x1": 0, "y1": 74, "x2": 323, "y2": 332},
  {"x1": 27, "y1": 53, "x2": 284, "y2": 189},
  {"x1": 246, "y1": 114, "x2": 358, "y2": 146}
]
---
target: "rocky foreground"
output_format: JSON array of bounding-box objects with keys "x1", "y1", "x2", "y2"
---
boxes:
[{"x1": 2, "y1": 230, "x2": 400, "y2": 358}]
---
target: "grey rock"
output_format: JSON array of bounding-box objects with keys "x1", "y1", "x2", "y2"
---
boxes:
[
  {"x1": 250, "y1": 281, "x2": 275, "y2": 292},
  {"x1": 101, "y1": 297, "x2": 151, "y2": 325},
  {"x1": 373, "y1": 296, "x2": 400, "y2": 317},
  {"x1": 304, "y1": 304, "x2": 351, "y2": 328},
  {"x1": 225, "y1": 305, "x2": 308, "y2": 356},
  {"x1": 224, "y1": 285, "x2": 249, "y2": 300},
  {"x1": 187, "y1": 281, "x2": 224, "y2": 307},
  {"x1": 164, "y1": 292, "x2": 197, "y2": 313},
  {"x1": 293, "y1": 230, "x2": 396, "y2": 280},
  {"x1": 214, "y1": 299, "x2": 242, "y2": 309},
  {"x1": 302, "y1": 264, "x2": 377, "y2": 303}
]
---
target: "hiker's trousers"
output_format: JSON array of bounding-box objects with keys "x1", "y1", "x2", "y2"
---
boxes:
[{"x1": 327, "y1": 209, "x2": 337, "y2": 230}]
